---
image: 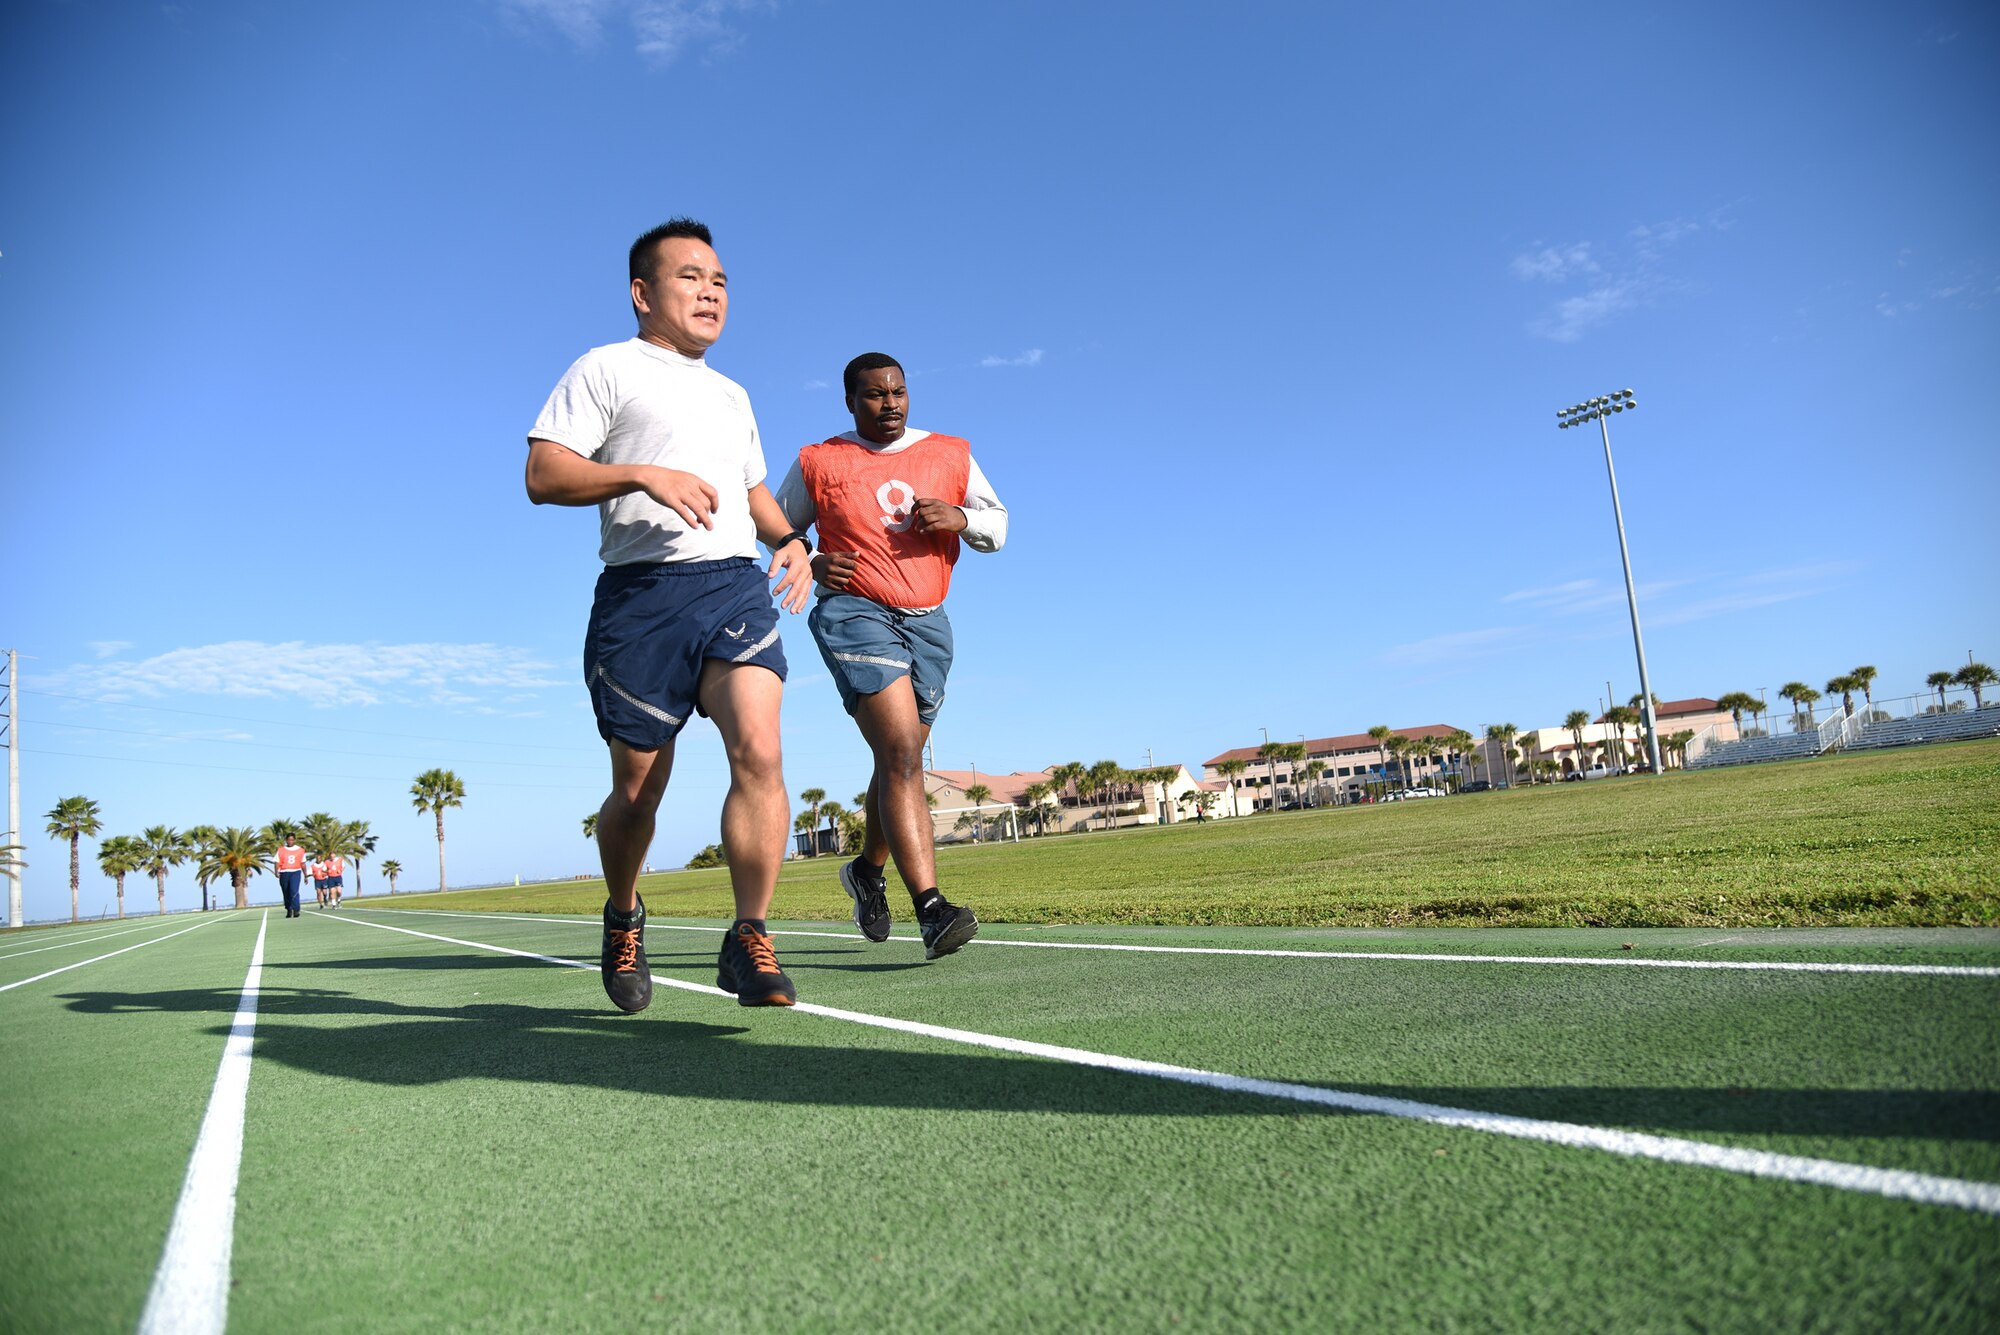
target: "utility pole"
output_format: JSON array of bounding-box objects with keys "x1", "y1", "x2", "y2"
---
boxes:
[{"x1": 3, "y1": 649, "x2": 21, "y2": 928}]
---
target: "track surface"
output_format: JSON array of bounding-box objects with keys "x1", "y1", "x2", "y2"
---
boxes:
[{"x1": 3, "y1": 909, "x2": 1996, "y2": 1331}]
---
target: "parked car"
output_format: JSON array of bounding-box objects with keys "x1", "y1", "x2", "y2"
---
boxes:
[{"x1": 1462, "y1": 780, "x2": 1492, "y2": 793}]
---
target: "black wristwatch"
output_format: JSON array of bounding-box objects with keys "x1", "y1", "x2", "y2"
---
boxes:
[{"x1": 776, "y1": 530, "x2": 813, "y2": 554}]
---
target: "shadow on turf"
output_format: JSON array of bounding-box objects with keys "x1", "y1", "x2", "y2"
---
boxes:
[
  {"x1": 271, "y1": 951, "x2": 930, "y2": 975},
  {"x1": 52, "y1": 983, "x2": 2000, "y2": 1138}
]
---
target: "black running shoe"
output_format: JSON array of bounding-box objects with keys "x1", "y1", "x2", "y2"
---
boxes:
[
  {"x1": 918, "y1": 896, "x2": 978, "y2": 961},
  {"x1": 840, "y1": 857, "x2": 893, "y2": 943},
  {"x1": 600, "y1": 896, "x2": 652, "y2": 1014},
  {"x1": 716, "y1": 921, "x2": 797, "y2": 1007}
]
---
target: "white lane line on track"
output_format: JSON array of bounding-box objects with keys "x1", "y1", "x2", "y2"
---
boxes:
[
  {"x1": 139, "y1": 911, "x2": 268, "y2": 1335},
  {"x1": 327, "y1": 910, "x2": 2000, "y2": 1217},
  {"x1": 348, "y1": 908, "x2": 2000, "y2": 979},
  {"x1": 0, "y1": 920, "x2": 169, "y2": 961},
  {"x1": 0, "y1": 913, "x2": 237, "y2": 994}
]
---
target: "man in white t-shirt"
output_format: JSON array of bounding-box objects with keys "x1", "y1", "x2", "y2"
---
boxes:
[{"x1": 526, "y1": 217, "x2": 814, "y2": 1013}]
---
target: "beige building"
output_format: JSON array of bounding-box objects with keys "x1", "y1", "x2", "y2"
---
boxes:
[
  {"x1": 927, "y1": 763, "x2": 1214, "y2": 841},
  {"x1": 1513, "y1": 697, "x2": 1736, "y2": 776},
  {"x1": 1204, "y1": 724, "x2": 1472, "y2": 808}
]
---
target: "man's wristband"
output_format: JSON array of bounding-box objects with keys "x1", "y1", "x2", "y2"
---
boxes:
[{"x1": 776, "y1": 530, "x2": 813, "y2": 554}]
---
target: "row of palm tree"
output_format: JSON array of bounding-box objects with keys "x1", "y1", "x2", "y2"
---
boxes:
[
  {"x1": 1713, "y1": 664, "x2": 1996, "y2": 739},
  {"x1": 36, "y1": 766, "x2": 463, "y2": 923}
]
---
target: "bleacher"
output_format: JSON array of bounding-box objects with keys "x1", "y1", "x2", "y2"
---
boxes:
[
  {"x1": 1843, "y1": 705, "x2": 2000, "y2": 752},
  {"x1": 1685, "y1": 729, "x2": 1825, "y2": 769}
]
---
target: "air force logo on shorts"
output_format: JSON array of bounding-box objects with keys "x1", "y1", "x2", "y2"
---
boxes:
[{"x1": 584, "y1": 557, "x2": 788, "y2": 749}]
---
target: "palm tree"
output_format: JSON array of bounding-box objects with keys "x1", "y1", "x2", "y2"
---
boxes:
[
  {"x1": 1778, "y1": 682, "x2": 1820, "y2": 731},
  {"x1": 1214, "y1": 758, "x2": 1248, "y2": 817},
  {"x1": 837, "y1": 808, "x2": 866, "y2": 855},
  {"x1": 1021, "y1": 781, "x2": 1052, "y2": 836},
  {"x1": 1280, "y1": 744, "x2": 1308, "y2": 806},
  {"x1": 185, "y1": 825, "x2": 220, "y2": 911},
  {"x1": 1926, "y1": 671, "x2": 1955, "y2": 713},
  {"x1": 1956, "y1": 663, "x2": 1997, "y2": 709},
  {"x1": 582, "y1": 811, "x2": 599, "y2": 840},
  {"x1": 97, "y1": 835, "x2": 142, "y2": 919},
  {"x1": 1484, "y1": 723, "x2": 1517, "y2": 788},
  {"x1": 797, "y1": 788, "x2": 826, "y2": 856},
  {"x1": 1847, "y1": 665, "x2": 1878, "y2": 714},
  {"x1": 960, "y1": 784, "x2": 992, "y2": 842},
  {"x1": 1367, "y1": 725, "x2": 1392, "y2": 789},
  {"x1": 1255, "y1": 742, "x2": 1285, "y2": 811},
  {"x1": 1085, "y1": 760, "x2": 1123, "y2": 829},
  {"x1": 137, "y1": 825, "x2": 189, "y2": 917},
  {"x1": 299, "y1": 811, "x2": 344, "y2": 860},
  {"x1": 792, "y1": 809, "x2": 817, "y2": 852},
  {"x1": 196, "y1": 826, "x2": 272, "y2": 909},
  {"x1": 381, "y1": 858, "x2": 403, "y2": 894},
  {"x1": 45, "y1": 795, "x2": 103, "y2": 923},
  {"x1": 1048, "y1": 762, "x2": 1084, "y2": 812},
  {"x1": 1824, "y1": 674, "x2": 1860, "y2": 719},
  {"x1": 820, "y1": 800, "x2": 850, "y2": 849},
  {"x1": 1562, "y1": 711, "x2": 1592, "y2": 776},
  {"x1": 344, "y1": 820, "x2": 377, "y2": 897},
  {"x1": 1301, "y1": 759, "x2": 1327, "y2": 806},
  {"x1": 1604, "y1": 706, "x2": 1638, "y2": 767},
  {"x1": 410, "y1": 769, "x2": 465, "y2": 893},
  {"x1": 1667, "y1": 728, "x2": 1697, "y2": 768},
  {"x1": 1715, "y1": 692, "x2": 1759, "y2": 737}
]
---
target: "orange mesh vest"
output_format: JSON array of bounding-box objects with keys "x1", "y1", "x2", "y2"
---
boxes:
[
  {"x1": 799, "y1": 433, "x2": 971, "y2": 608},
  {"x1": 276, "y1": 846, "x2": 306, "y2": 873},
  {"x1": 325, "y1": 856, "x2": 344, "y2": 877}
]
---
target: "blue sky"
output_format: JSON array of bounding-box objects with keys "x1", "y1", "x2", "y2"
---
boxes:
[{"x1": 3, "y1": 1, "x2": 1995, "y2": 920}]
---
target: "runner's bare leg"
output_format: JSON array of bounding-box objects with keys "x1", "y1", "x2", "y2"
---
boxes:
[
  {"x1": 599, "y1": 739, "x2": 674, "y2": 914},
  {"x1": 698, "y1": 659, "x2": 787, "y2": 922},
  {"x1": 855, "y1": 675, "x2": 935, "y2": 895}
]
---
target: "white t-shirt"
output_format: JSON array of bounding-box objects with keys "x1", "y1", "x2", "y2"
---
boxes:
[{"x1": 529, "y1": 338, "x2": 768, "y2": 566}]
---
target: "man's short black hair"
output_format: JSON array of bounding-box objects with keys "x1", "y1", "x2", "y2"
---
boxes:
[
  {"x1": 843, "y1": 352, "x2": 904, "y2": 398},
  {"x1": 629, "y1": 218, "x2": 715, "y2": 287}
]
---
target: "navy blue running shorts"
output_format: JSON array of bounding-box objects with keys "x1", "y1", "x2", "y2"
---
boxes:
[
  {"x1": 584, "y1": 557, "x2": 789, "y2": 750},
  {"x1": 808, "y1": 594, "x2": 953, "y2": 727}
]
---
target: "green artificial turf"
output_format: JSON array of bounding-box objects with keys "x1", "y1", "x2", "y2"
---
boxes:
[
  {"x1": 7, "y1": 908, "x2": 1996, "y2": 1331},
  {"x1": 0, "y1": 913, "x2": 262, "y2": 1332},
  {"x1": 396, "y1": 739, "x2": 2000, "y2": 928}
]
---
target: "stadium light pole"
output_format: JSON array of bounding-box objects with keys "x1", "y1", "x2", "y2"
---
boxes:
[
  {"x1": 3, "y1": 648, "x2": 20, "y2": 928},
  {"x1": 1558, "y1": 390, "x2": 1663, "y2": 776}
]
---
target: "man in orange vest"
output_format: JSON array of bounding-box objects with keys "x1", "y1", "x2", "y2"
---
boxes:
[
  {"x1": 274, "y1": 834, "x2": 307, "y2": 918},
  {"x1": 310, "y1": 858, "x2": 327, "y2": 909},
  {"x1": 324, "y1": 853, "x2": 345, "y2": 909},
  {"x1": 774, "y1": 352, "x2": 1008, "y2": 961}
]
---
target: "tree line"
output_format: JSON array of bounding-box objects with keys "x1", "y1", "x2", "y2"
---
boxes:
[{"x1": 36, "y1": 766, "x2": 467, "y2": 922}]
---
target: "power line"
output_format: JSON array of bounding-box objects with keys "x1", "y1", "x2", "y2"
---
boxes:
[
  {"x1": 28, "y1": 719, "x2": 602, "y2": 771},
  {"x1": 23, "y1": 747, "x2": 599, "y2": 792},
  {"x1": 23, "y1": 688, "x2": 598, "y2": 755}
]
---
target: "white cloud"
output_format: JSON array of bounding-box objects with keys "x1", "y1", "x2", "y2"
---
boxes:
[
  {"x1": 89, "y1": 640, "x2": 134, "y2": 659},
  {"x1": 801, "y1": 377, "x2": 829, "y2": 391},
  {"x1": 50, "y1": 641, "x2": 565, "y2": 709},
  {"x1": 1510, "y1": 243, "x2": 1598, "y2": 283},
  {"x1": 979, "y1": 348, "x2": 1043, "y2": 368},
  {"x1": 1379, "y1": 627, "x2": 1525, "y2": 667},
  {"x1": 500, "y1": 0, "x2": 771, "y2": 65},
  {"x1": 1515, "y1": 211, "x2": 1722, "y2": 342},
  {"x1": 1528, "y1": 280, "x2": 1644, "y2": 343}
]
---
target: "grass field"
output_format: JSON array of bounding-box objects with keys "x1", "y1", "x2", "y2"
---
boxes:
[
  {"x1": 416, "y1": 739, "x2": 2000, "y2": 928},
  {"x1": 4, "y1": 741, "x2": 1997, "y2": 1331}
]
